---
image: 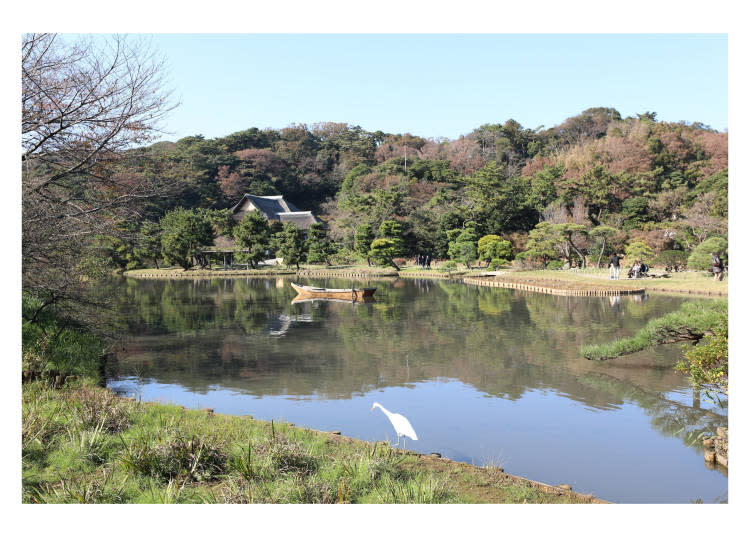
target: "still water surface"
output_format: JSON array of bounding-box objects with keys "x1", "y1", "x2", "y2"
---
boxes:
[{"x1": 104, "y1": 276, "x2": 727, "y2": 503}]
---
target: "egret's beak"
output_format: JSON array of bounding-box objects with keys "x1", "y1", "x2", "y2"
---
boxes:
[{"x1": 370, "y1": 405, "x2": 375, "y2": 411}]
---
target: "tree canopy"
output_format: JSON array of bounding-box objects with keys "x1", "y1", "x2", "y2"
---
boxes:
[
  {"x1": 160, "y1": 209, "x2": 214, "y2": 270},
  {"x1": 233, "y1": 210, "x2": 271, "y2": 268}
]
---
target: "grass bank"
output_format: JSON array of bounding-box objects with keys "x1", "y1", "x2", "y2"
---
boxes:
[
  {"x1": 580, "y1": 299, "x2": 728, "y2": 360},
  {"x1": 492, "y1": 268, "x2": 728, "y2": 296},
  {"x1": 22, "y1": 381, "x2": 602, "y2": 504}
]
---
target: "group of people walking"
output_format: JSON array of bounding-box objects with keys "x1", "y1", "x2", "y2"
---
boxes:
[{"x1": 416, "y1": 253, "x2": 432, "y2": 269}]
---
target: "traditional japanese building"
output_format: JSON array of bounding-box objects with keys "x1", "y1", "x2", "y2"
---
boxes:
[{"x1": 230, "y1": 194, "x2": 319, "y2": 230}]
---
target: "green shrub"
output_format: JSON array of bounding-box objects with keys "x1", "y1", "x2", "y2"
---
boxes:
[
  {"x1": 440, "y1": 260, "x2": 458, "y2": 274},
  {"x1": 624, "y1": 240, "x2": 655, "y2": 263},
  {"x1": 676, "y1": 316, "x2": 728, "y2": 399},
  {"x1": 546, "y1": 260, "x2": 564, "y2": 270},
  {"x1": 488, "y1": 258, "x2": 507, "y2": 270},
  {"x1": 478, "y1": 235, "x2": 513, "y2": 265},
  {"x1": 329, "y1": 247, "x2": 358, "y2": 265}
]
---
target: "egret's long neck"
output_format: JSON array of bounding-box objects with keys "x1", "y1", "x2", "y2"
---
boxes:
[{"x1": 373, "y1": 403, "x2": 392, "y2": 417}]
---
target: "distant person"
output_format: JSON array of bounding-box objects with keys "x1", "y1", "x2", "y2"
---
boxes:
[
  {"x1": 628, "y1": 261, "x2": 641, "y2": 279},
  {"x1": 426, "y1": 254, "x2": 431, "y2": 269},
  {"x1": 608, "y1": 253, "x2": 621, "y2": 280},
  {"x1": 712, "y1": 252, "x2": 725, "y2": 281}
]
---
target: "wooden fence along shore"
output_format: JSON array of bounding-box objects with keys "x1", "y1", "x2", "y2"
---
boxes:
[
  {"x1": 124, "y1": 269, "x2": 457, "y2": 280},
  {"x1": 125, "y1": 269, "x2": 397, "y2": 279},
  {"x1": 462, "y1": 276, "x2": 646, "y2": 296}
]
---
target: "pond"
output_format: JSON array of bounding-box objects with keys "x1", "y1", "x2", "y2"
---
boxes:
[{"x1": 102, "y1": 276, "x2": 728, "y2": 503}]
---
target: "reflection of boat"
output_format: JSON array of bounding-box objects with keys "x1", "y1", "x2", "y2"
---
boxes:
[
  {"x1": 291, "y1": 282, "x2": 376, "y2": 301},
  {"x1": 265, "y1": 313, "x2": 315, "y2": 336}
]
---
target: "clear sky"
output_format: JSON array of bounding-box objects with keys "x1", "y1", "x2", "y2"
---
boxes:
[{"x1": 141, "y1": 34, "x2": 728, "y2": 141}]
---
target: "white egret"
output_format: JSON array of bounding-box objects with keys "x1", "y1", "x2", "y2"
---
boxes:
[{"x1": 370, "y1": 402, "x2": 418, "y2": 449}]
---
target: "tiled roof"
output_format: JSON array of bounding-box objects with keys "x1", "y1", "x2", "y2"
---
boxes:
[
  {"x1": 231, "y1": 195, "x2": 303, "y2": 218},
  {"x1": 278, "y1": 212, "x2": 319, "y2": 230},
  {"x1": 231, "y1": 194, "x2": 316, "y2": 229}
]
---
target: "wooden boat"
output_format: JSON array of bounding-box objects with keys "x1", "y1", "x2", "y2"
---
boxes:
[
  {"x1": 290, "y1": 282, "x2": 376, "y2": 300},
  {"x1": 291, "y1": 295, "x2": 375, "y2": 305}
]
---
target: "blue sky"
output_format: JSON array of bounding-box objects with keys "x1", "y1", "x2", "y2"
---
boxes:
[{"x1": 145, "y1": 34, "x2": 727, "y2": 141}]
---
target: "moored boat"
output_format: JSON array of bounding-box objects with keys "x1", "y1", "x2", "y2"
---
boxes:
[
  {"x1": 290, "y1": 282, "x2": 376, "y2": 300},
  {"x1": 291, "y1": 295, "x2": 375, "y2": 304}
]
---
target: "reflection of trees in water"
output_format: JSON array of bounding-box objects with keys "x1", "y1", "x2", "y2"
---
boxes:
[
  {"x1": 104, "y1": 275, "x2": 719, "y2": 441},
  {"x1": 577, "y1": 372, "x2": 727, "y2": 450}
]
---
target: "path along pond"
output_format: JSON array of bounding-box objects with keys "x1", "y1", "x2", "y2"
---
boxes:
[{"x1": 102, "y1": 276, "x2": 727, "y2": 503}]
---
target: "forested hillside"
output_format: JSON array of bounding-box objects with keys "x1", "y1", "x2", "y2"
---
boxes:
[{"x1": 105, "y1": 107, "x2": 728, "y2": 269}]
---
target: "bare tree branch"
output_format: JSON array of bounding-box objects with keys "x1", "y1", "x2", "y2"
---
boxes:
[{"x1": 22, "y1": 33, "x2": 178, "y2": 330}]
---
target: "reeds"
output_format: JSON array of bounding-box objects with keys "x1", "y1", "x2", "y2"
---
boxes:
[{"x1": 119, "y1": 432, "x2": 227, "y2": 483}]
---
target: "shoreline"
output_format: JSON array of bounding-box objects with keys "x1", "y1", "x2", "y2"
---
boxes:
[
  {"x1": 23, "y1": 382, "x2": 606, "y2": 504},
  {"x1": 123, "y1": 267, "x2": 728, "y2": 297},
  {"x1": 120, "y1": 395, "x2": 609, "y2": 503}
]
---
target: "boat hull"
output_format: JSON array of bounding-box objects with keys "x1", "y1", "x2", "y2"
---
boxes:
[
  {"x1": 291, "y1": 282, "x2": 376, "y2": 300},
  {"x1": 291, "y1": 295, "x2": 375, "y2": 304}
]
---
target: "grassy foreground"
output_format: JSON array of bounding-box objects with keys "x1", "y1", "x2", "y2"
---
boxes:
[{"x1": 22, "y1": 381, "x2": 599, "y2": 504}]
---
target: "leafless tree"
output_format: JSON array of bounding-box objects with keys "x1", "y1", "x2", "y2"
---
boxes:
[
  {"x1": 22, "y1": 33, "x2": 177, "y2": 327},
  {"x1": 680, "y1": 192, "x2": 727, "y2": 245}
]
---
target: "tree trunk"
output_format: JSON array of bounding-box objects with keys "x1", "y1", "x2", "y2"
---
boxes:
[
  {"x1": 596, "y1": 241, "x2": 606, "y2": 269},
  {"x1": 569, "y1": 240, "x2": 586, "y2": 268}
]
